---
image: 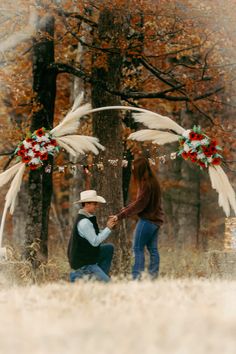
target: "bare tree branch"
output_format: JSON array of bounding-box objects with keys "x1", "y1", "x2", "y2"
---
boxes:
[
  {"x1": 49, "y1": 62, "x2": 225, "y2": 103},
  {"x1": 57, "y1": 9, "x2": 98, "y2": 28}
]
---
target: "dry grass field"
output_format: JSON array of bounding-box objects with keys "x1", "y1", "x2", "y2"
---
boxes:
[
  {"x1": 0, "y1": 245, "x2": 235, "y2": 354},
  {"x1": 0, "y1": 276, "x2": 235, "y2": 354}
]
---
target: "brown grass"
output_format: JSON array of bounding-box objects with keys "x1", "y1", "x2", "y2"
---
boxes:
[
  {"x1": 0, "y1": 247, "x2": 236, "y2": 354},
  {"x1": 0, "y1": 278, "x2": 235, "y2": 354}
]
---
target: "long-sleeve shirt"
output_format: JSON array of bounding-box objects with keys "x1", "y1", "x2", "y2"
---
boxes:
[
  {"x1": 116, "y1": 184, "x2": 164, "y2": 226},
  {"x1": 77, "y1": 209, "x2": 112, "y2": 247}
]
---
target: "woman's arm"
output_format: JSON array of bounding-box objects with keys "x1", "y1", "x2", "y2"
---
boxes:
[{"x1": 116, "y1": 186, "x2": 150, "y2": 220}]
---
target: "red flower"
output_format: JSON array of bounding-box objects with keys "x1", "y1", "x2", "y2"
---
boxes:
[
  {"x1": 209, "y1": 146, "x2": 217, "y2": 154},
  {"x1": 17, "y1": 148, "x2": 26, "y2": 157},
  {"x1": 189, "y1": 132, "x2": 198, "y2": 140},
  {"x1": 210, "y1": 140, "x2": 217, "y2": 147},
  {"x1": 29, "y1": 164, "x2": 38, "y2": 170},
  {"x1": 190, "y1": 157, "x2": 198, "y2": 163},
  {"x1": 191, "y1": 133, "x2": 203, "y2": 140},
  {"x1": 189, "y1": 152, "x2": 197, "y2": 163},
  {"x1": 202, "y1": 147, "x2": 212, "y2": 157},
  {"x1": 189, "y1": 151, "x2": 197, "y2": 158},
  {"x1": 212, "y1": 157, "x2": 221, "y2": 165},
  {"x1": 35, "y1": 128, "x2": 44, "y2": 137},
  {"x1": 25, "y1": 138, "x2": 33, "y2": 143},
  {"x1": 181, "y1": 151, "x2": 189, "y2": 160},
  {"x1": 50, "y1": 139, "x2": 57, "y2": 146},
  {"x1": 41, "y1": 153, "x2": 48, "y2": 161},
  {"x1": 22, "y1": 156, "x2": 31, "y2": 164},
  {"x1": 197, "y1": 134, "x2": 204, "y2": 140},
  {"x1": 198, "y1": 161, "x2": 206, "y2": 168},
  {"x1": 33, "y1": 151, "x2": 41, "y2": 158}
]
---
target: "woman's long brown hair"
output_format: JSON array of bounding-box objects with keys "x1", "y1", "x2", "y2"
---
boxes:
[{"x1": 132, "y1": 157, "x2": 161, "y2": 208}]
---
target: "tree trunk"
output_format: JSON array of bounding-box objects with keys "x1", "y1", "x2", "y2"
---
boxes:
[
  {"x1": 68, "y1": 37, "x2": 88, "y2": 231},
  {"x1": 91, "y1": 8, "x2": 130, "y2": 274},
  {"x1": 24, "y1": 16, "x2": 56, "y2": 265}
]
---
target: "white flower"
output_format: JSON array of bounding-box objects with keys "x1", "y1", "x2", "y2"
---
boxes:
[
  {"x1": 30, "y1": 158, "x2": 41, "y2": 165},
  {"x1": 34, "y1": 144, "x2": 41, "y2": 151},
  {"x1": 200, "y1": 138, "x2": 209, "y2": 145},
  {"x1": 36, "y1": 136, "x2": 43, "y2": 143},
  {"x1": 40, "y1": 147, "x2": 47, "y2": 153},
  {"x1": 190, "y1": 140, "x2": 201, "y2": 147},
  {"x1": 46, "y1": 144, "x2": 55, "y2": 152},
  {"x1": 207, "y1": 157, "x2": 213, "y2": 163},
  {"x1": 27, "y1": 149, "x2": 35, "y2": 157},
  {"x1": 183, "y1": 143, "x2": 190, "y2": 152},
  {"x1": 182, "y1": 129, "x2": 191, "y2": 139},
  {"x1": 197, "y1": 153, "x2": 205, "y2": 160},
  {"x1": 41, "y1": 135, "x2": 50, "y2": 143},
  {"x1": 23, "y1": 141, "x2": 32, "y2": 149}
]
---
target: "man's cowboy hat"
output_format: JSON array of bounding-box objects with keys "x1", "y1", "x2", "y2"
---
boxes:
[{"x1": 74, "y1": 190, "x2": 106, "y2": 204}]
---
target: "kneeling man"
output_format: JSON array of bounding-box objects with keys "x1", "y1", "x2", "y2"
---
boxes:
[{"x1": 68, "y1": 190, "x2": 117, "y2": 282}]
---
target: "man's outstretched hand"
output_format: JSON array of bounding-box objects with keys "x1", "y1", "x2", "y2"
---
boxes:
[{"x1": 107, "y1": 216, "x2": 118, "y2": 229}]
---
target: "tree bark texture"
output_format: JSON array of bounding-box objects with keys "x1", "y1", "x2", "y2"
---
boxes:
[
  {"x1": 24, "y1": 16, "x2": 56, "y2": 264},
  {"x1": 91, "y1": 8, "x2": 131, "y2": 274}
]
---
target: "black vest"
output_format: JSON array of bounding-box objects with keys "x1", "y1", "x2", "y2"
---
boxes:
[{"x1": 67, "y1": 214, "x2": 100, "y2": 270}]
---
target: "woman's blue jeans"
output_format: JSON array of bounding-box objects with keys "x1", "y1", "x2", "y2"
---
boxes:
[
  {"x1": 69, "y1": 243, "x2": 114, "y2": 283},
  {"x1": 132, "y1": 219, "x2": 160, "y2": 280}
]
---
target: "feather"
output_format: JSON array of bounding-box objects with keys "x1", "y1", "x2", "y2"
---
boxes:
[
  {"x1": 0, "y1": 163, "x2": 25, "y2": 247},
  {"x1": 57, "y1": 135, "x2": 105, "y2": 155},
  {"x1": 51, "y1": 103, "x2": 91, "y2": 137},
  {"x1": 128, "y1": 129, "x2": 180, "y2": 145},
  {"x1": 209, "y1": 166, "x2": 229, "y2": 215},
  {"x1": 71, "y1": 93, "x2": 84, "y2": 112},
  {"x1": 132, "y1": 112, "x2": 185, "y2": 135},
  {"x1": 208, "y1": 165, "x2": 236, "y2": 217},
  {"x1": 0, "y1": 204, "x2": 7, "y2": 248},
  {"x1": 6, "y1": 163, "x2": 26, "y2": 215},
  {"x1": 56, "y1": 138, "x2": 77, "y2": 157},
  {"x1": 214, "y1": 165, "x2": 236, "y2": 216},
  {"x1": 50, "y1": 104, "x2": 185, "y2": 137},
  {"x1": 0, "y1": 162, "x2": 24, "y2": 188},
  {"x1": 216, "y1": 166, "x2": 236, "y2": 215}
]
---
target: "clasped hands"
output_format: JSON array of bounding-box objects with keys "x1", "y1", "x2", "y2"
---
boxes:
[{"x1": 106, "y1": 215, "x2": 118, "y2": 229}]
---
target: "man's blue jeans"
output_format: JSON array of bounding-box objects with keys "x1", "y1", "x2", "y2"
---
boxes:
[
  {"x1": 69, "y1": 243, "x2": 114, "y2": 283},
  {"x1": 132, "y1": 219, "x2": 160, "y2": 280}
]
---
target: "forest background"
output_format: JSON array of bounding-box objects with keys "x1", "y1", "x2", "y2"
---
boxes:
[{"x1": 0, "y1": 0, "x2": 236, "y2": 280}]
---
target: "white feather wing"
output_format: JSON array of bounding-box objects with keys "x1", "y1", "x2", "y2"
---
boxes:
[
  {"x1": 6, "y1": 163, "x2": 26, "y2": 214},
  {"x1": 208, "y1": 165, "x2": 236, "y2": 217},
  {"x1": 0, "y1": 163, "x2": 26, "y2": 246},
  {"x1": 133, "y1": 112, "x2": 185, "y2": 135},
  {"x1": 71, "y1": 93, "x2": 84, "y2": 112},
  {"x1": 128, "y1": 129, "x2": 180, "y2": 145},
  {"x1": 214, "y1": 165, "x2": 236, "y2": 215},
  {"x1": 0, "y1": 162, "x2": 24, "y2": 188},
  {"x1": 56, "y1": 138, "x2": 77, "y2": 157},
  {"x1": 51, "y1": 103, "x2": 91, "y2": 137},
  {"x1": 57, "y1": 135, "x2": 105, "y2": 156}
]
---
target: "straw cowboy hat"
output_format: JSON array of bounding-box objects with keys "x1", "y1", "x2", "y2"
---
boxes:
[{"x1": 74, "y1": 190, "x2": 106, "y2": 204}]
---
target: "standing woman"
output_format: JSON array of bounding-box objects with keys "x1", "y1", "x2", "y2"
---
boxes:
[{"x1": 112, "y1": 157, "x2": 164, "y2": 279}]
